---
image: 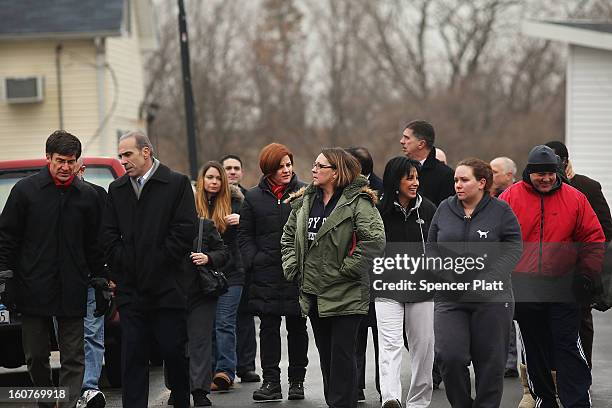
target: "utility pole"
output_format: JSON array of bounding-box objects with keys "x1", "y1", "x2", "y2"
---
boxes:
[{"x1": 177, "y1": 0, "x2": 198, "y2": 180}]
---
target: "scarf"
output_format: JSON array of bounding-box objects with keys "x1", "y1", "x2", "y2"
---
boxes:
[
  {"x1": 268, "y1": 179, "x2": 288, "y2": 199},
  {"x1": 49, "y1": 165, "x2": 75, "y2": 189}
]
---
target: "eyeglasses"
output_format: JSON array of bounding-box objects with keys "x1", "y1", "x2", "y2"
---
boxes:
[{"x1": 312, "y1": 162, "x2": 336, "y2": 170}]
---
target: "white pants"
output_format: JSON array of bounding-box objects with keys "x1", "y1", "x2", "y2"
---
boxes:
[{"x1": 375, "y1": 300, "x2": 434, "y2": 408}]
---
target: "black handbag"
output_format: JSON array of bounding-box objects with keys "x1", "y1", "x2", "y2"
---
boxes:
[{"x1": 196, "y1": 217, "x2": 228, "y2": 297}]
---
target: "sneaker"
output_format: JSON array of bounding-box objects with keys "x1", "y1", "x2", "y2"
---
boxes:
[
  {"x1": 167, "y1": 391, "x2": 175, "y2": 405},
  {"x1": 192, "y1": 390, "x2": 212, "y2": 407},
  {"x1": 382, "y1": 399, "x2": 402, "y2": 408},
  {"x1": 504, "y1": 368, "x2": 519, "y2": 378},
  {"x1": 357, "y1": 389, "x2": 366, "y2": 402},
  {"x1": 288, "y1": 382, "x2": 304, "y2": 400},
  {"x1": 253, "y1": 381, "x2": 282, "y2": 401},
  {"x1": 238, "y1": 370, "x2": 262, "y2": 382},
  {"x1": 213, "y1": 372, "x2": 233, "y2": 391},
  {"x1": 77, "y1": 390, "x2": 106, "y2": 408}
]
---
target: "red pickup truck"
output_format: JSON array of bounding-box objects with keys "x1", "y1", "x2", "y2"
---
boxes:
[{"x1": 0, "y1": 157, "x2": 125, "y2": 387}]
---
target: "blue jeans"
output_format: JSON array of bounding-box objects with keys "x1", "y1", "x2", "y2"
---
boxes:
[
  {"x1": 83, "y1": 286, "x2": 105, "y2": 390},
  {"x1": 213, "y1": 285, "x2": 242, "y2": 380}
]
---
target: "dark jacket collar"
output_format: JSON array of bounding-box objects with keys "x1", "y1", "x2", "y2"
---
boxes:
[
  {"x1": 421, "y1": 147, "x2": 439, "y2": 169},
  {"x1": 114, "y1": 162, "x2": 171, "y2": 187},
  {"x1": 34, "y1": 166, "x2": 87, "y2": 191}
]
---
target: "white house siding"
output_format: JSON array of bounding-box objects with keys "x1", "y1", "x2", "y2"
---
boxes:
[
  {"x1": 0, "y1": 40, "x2": 100, "y2": 160},
  {"x1": 566, "y1": 44, "x2": 612, "y2": 203},
  {"x1": 104, "y1": 6, "x2": 147, "y2": 157}
]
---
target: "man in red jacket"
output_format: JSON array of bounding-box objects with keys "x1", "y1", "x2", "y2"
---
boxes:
[
  {"x1": 545, "y1": 140, "x2": 612, "y2": 369},
  {"x1": 500, "y1": 145, "x2": 604, "y2": 408}
]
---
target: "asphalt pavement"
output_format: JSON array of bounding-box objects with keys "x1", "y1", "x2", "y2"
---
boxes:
[{"x1": 2, "y1": 312, "x2": 612, "y2": 407}]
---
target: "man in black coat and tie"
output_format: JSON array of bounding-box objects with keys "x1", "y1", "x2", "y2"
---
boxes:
[
  {"x1": 0, "y1": 130, "x2": 105, "y2": 407},
  {"x1": 103, "y1": 131, "x2": 197, "y2": 408}
]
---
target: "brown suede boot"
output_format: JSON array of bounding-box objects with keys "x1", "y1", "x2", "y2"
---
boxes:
[{"x1": 518, "y1": 364, "x2": 536, "y2": 408}]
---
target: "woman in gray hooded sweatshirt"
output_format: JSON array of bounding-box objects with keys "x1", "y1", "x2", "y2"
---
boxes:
[{"x1": 427, "y1": 158, "x2": 522, "y2": 408}]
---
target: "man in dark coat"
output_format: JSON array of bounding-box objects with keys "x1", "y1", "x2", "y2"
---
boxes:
[
  {"x1": 546, "y1": 140, "x2": 612, "y2": 369},
  {"x1": 0, "y1": 130, "x2": 104, "y2": 408},
  {"x1": 103, "y1": 131, "x2": 197, "y2": 408},
  {"x1": 221, "y1": 154, "x2": 260, "y2": 383},
  {"x1": 222, "y1": 154, "x2": 249, "y2": 195},
  {"x1": 400, "y1": 120, "x2": 455, "y2": 206}
]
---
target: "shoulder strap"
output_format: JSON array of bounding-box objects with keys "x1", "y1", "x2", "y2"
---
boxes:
[{"x1": 197, "y1": 217, "x2": 204, "y2": 252}]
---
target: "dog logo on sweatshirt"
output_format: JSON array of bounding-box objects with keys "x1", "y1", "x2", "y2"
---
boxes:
[{"x1": 477, "y1": 230, "x2": 489, "y2": 239}]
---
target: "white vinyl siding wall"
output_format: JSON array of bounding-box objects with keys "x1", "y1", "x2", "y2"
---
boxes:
[
  {"x1": 566, "y1": 44, "x2": 612, "y2": 203},
  {"x1": 0, "y1": 40, "x2": 98, "y2": 160},
  {"x1": 104, "y1": 5, "x2": 147, "y2": 156}
]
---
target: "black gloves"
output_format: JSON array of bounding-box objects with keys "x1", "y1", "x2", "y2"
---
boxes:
[
  {"x1": 90, "y1": 277, "x2": 112, "y2": 318},
  {"x1": 573, "y1": 273, "x2": 611, "y2": 311},
  {"x1": 0, "y1": 270, "x2": 16, "y2": 310},
  {"x1": 591, "y1": 296, "x2": 611, "y2": 312}
]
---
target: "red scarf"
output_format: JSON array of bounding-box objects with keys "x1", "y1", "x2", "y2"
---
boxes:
[
  {"x1": 49, "y1": 165, "x2": 75, "y2": 189},
  {"x1": 268, "y1": 179, "x2": 288, "y2": 200}
]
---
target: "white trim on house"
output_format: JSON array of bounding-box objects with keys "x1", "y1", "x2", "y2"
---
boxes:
[
  {"x1": 522, "y1": 20, "x2": 612, "y2": 52},
  {"x1": 0, "y1": 31, "x2": 122, "y2": 41}
]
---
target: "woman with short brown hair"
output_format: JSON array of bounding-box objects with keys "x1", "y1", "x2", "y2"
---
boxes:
[{"x1": 238, "y1": 143, "x2": 309, "y2": 401}]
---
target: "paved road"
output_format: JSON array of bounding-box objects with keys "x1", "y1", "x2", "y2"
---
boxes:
[{"x1": 2, "y1": 312, "x2": 612, "y2": 407}]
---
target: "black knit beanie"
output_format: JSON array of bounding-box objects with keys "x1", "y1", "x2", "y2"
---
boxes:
[{"x1": 525, "y1": 145, "x2": 558, "y2": 174}]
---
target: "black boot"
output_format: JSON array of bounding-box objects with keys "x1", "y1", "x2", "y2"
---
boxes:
[
  {"x1": 238, "y1": 370, "x2": 261, "y2": 382},
  {"x1": 253, "y1": 381, "x2": 282, "y2": 401},
  {"x1": 288, "y1": 382, "x2": 304, "y2": 400},
  {"x1": 192, "y1": 389, "x2": 211, "y2": 407}
]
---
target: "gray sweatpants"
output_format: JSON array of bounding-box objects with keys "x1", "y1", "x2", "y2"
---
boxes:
[{"x1": 434, "y1": 301, "x2": 513, "y2": 408}]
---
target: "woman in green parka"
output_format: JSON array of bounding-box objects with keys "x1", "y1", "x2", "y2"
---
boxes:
[{"x1": 281, "y1": 147, "x2": 385, "y2": 408}]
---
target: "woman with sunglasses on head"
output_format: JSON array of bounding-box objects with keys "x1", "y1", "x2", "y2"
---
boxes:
[
  {"x1": 375, "y1": 156, "x2": 437, "y2": 408},
  {"x1": 194, "y1": 161, "x2": 245, "y2": 395},
  {"x1": 237, "y1": 143, "x2": 309, "y2": 401},
  {"x1": 281, "y1": 147, "x2": 385, "y2": 408},
  {"x1": 428, "y1": 158, "x2": 522, "y2": 408}
]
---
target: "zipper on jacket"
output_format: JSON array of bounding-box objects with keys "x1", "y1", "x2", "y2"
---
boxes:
[
  {"x1": 463, "y1": 215, "x2": 471, "y2": 253},
  {"x1": 538, "y1": 195, "x2": 544, "y2": 274},
  {"x1": 416, "y1": 208, "x2": 426, "y2": 255}
]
